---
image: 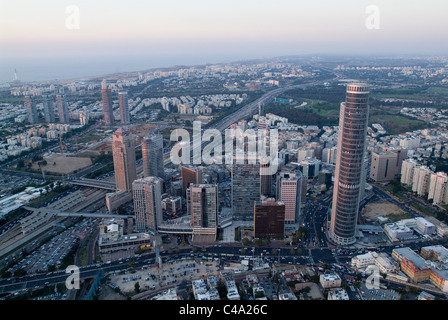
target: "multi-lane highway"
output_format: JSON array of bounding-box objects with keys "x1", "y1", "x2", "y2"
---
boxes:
[
  {"x1": 0, "y1": 244, "x2": 335, "y2": 294},
  {"x1": 208, "y1": 81, "x2": 323, "y2": 132}
]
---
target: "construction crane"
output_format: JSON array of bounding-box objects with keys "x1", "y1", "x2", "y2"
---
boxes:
[{"x1": 59, "y1": 135, "x2": 67, "y2": 153}]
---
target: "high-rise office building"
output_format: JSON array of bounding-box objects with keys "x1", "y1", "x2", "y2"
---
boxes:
[
  {"x1": 254, "y1": 199, "x2": 285, "y2": 239},
  {"x1": 186, "y1": 184, "x2": 218, "y2": 229},
  {"x1": 329, "y1": 83, "x2": 370, "y2": 246},
  {"x1": 260, "y1": 163, "x2": 274, "y2": 197},
  {"x1": 112, "y1": 128, "x2": 137, "y2": 192},
  {"x1": 101, "y1": 80, "x2": 115, "y2": 125},
  {"x1": 118, "y1": 91, "x2": 130, "y2": 125},
  {"x1": 142, "y1": 134, "x2": 164, "y2": 180},
  {"x1": 42, "y1": 94, "x2": 55, "y2": 123},
  {"x1": 299, "y1": 158, "x2": 321, "y2": 179},
  {"x1": 322, "y1": 146, "x2": 337, "y2": 165},
  {"x1": 181, "y1": 165, "x2": 202, "y2": 197},
  {"x1": 308, "y1": 142, "x2": 323, "y2": 160},
  {"x1": 25, "y1": 95, "x2": 38, "y2": 124},
  {"x1": 133, "y1": 177, "x2": 163, "y2": 234},
  {"x1": 276, "y1": 171, "x2": 302, "y2": 224},
  {"x1": 232, "y1": 164, "x2": 261, "y2": 221},
  {"x1": 370, "y1": 148, "x2": 408, "y2": 182},
  {"x1": 56, "y1": 94, "x2": 70, "y2": 123},
  {"x1": 297, "y1": 147, "x2": 315, "y2": 162}
]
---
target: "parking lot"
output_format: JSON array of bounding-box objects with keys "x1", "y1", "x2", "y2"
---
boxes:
[
  {"x1": 8, "y1": 217, "x2": 98, "y2": 274},
  {"x1": 358, "y1": 282, "x2": 401, "y2": 300},
  {"x1": 108, "y1": 258, "x2": 220, "y2": 294}
]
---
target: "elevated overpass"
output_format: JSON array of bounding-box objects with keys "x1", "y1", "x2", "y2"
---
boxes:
[
  {"x1": 23, "y1": 206, "x2": 133, "y2": 219},
  {"x1": 70, "y1": 178, "x2": 117, "y2": 191}
]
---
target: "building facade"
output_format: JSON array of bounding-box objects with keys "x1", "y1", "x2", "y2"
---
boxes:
[
  {"x1": 329, "y1": 83, "x2": 370, "y2": 246},
  {"x1": 401, "y1": 158, "x2": 418, "y2": 186},
  {"x1": 132, "y1": 177, "x2": 163, "y2": 234},
  {"x1": 118, "y1": 91, "x2": 130, "y2": 124},
  {"x1": 42, "y1": 94, "x2": 55, "y2": 123},
  {"x1": 186, "y1": 184, "x2": 218, "y2": 231},
  {"x1": 232, "y1": 164, "x2": 261, "y2": 221},
  {"x1": 412, "y1": 166, "x2": 432, "y2": 196},
  {"x1": 56, "y1": 94, "x2": 70, "y2": 123},
  {"x1": 112, "y1": 128, "x2": 137, "y2": 192},
  {"x1": 25, "y1": 95, "x2": 38, "y2": 124},
  {"x1": 101, "y1": 80, "x2": 115, "y2": 125},
  {"x1": 142, "y1": 134, "x2": 164, "y2": 180},
  {"x1": 276, "y1": 171, "x2": 302, "y2": 224},
  {"x1": 370, "y1": 148, "x2": 407, "y2": 182},
  {"x1": 254, "y1": 199, "x2": 285, "y2": 239},
  {"x1": 428, "y1": 172, "x2": 448, "y2": 205}
]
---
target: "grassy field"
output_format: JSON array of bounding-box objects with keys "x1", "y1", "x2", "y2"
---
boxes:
[
  {"x1": 387, "y1": 212, "x2": 414, "y2": 223},
  {"x1": 368, "y1": 113, "x2": 427, "y2": 135},
  {"x1": 299, "y1": 100, "x2": 340, "y2": 117},
  {"x1": 0, "y1": 97, "x2": 24, "y2": 104},
  {"x1": 265, "y1": 85, "x2": 434, "y2": 133},
  {"x1": 76, "y1": 132, "x2": 104, "y2": 144},
  {"x1": 427, "y1": 87, "x2": 448, "y2": 95},
  {"x1": 32, "y1": 155, "x2": 92, "y2": 174},
  {"x1": 411, "y1": 203, "x2": 437, "y2": 217},
  {"x1": 371, "y1": 86, "x2": 448, "y2": 103}
]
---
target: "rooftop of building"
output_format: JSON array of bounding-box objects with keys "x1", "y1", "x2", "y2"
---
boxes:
[
  {"x1": 320, "y1": 273, "x2": 341, "y2": 282},
  {"x1": 393, "y1": 247, "x2": 429, "y2": 270},
  {"x1": 422, "y1": 245, "x2": 448, "y2": 262},
  {"x1": 328, "y1": 288, "x2": 349, "y2": 300}
]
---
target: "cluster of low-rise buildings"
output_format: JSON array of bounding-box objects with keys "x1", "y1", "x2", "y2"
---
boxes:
[
  {"x1": 382, "y1": 216, "x2": 448, "y2": 242},
  {"x1": 400, "y1": 107, "x2": 448, "y2": 128},
  {"x1": 191, "y1": 277, "x2": 220, "y2": 300},
  {"x1": 318, "y1": 273, "x2": 349, "y2": 300},
  {"x1": 392, "y1": 245, "x2": 448, "y2": 293},
  {"x1": 0, "y1": 186, "x2": 43, "y2": 217},
  {"x1": 350, "y1": 245, "x2": 448, "y2": 294}
]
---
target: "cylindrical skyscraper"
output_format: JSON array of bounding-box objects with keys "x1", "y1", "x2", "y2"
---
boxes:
[{"x1": 329, "y1": 82, "x2": 370, "y2": 246}]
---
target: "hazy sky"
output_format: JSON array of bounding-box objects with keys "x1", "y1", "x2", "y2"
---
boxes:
[{"x1": 1, "y1": 0, "x2": 447, "y2": 81}]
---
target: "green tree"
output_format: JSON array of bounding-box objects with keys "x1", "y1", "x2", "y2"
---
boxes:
[
  {"x1": 216, "y1": 279, "x2": 228, "y2": 300},
  {"x1": 14, "y1": 268, "x2": 27, "y2": 277},
  {"x1": 134, "y1": 282, "x2": 140, "y2": 294},
  {"x1": 310, "y1": 275, "x2": 320, "y2": 283},
  {"x1": 17, "y1": 160, "x2": 25, "y2": 168},
  {"x1": 117, "y1": 205, "x2": 127, "y2": 215}
]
